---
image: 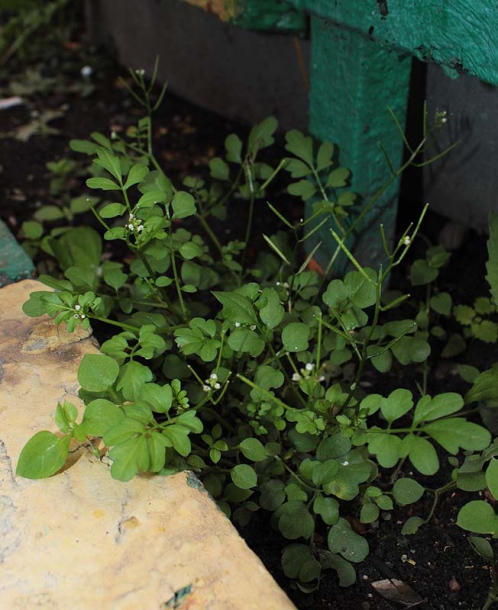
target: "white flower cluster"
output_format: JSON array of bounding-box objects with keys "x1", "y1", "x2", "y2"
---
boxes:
[
  {"x1": 203, "y1": 372, "x2": 221, "y2": 393},
  {"x1": 127, "y1": 213, "x2": 144, "y2": 234},
  {"x1": 73, "y1": 304, "x2": 86, "y2": 320},
  {"x1": 292, "y1": 362, "x2": 325, "y2": 383},
  {"x1": 234, "y1": 322, "x2": 256, "y2": 331}
]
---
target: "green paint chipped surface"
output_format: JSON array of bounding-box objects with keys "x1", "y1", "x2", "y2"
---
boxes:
[
  {"x1": 290, "y1": 0, "x2": 498, "y2": 84},
  {"x1": 0, "y1": 219, "x2": 34, "y2": 287},
  {"x1": 306, "y1": 17, "x2": 411, "y2": 272}
]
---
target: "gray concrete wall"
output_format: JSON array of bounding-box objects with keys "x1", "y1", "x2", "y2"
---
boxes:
[
  {"x1": 425, "y1": 64, "x2": 498, "y2": 232},
  {"x1": 86, "y1": 0, "x2": 310, "y2": 131}
]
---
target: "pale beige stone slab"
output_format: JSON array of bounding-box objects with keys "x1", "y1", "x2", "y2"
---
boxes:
[{"x1": 0, "y1": 280, "x2": 296, "y2": 610}]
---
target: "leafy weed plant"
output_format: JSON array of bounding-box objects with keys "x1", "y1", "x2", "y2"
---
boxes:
[{"x1": 16, "y1": 64, "x2": 498, "y2": 593}]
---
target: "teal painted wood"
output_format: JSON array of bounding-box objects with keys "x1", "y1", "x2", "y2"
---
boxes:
[
  {"x1": 308, "y1": 16, "x2": 412, "y2": 273},
  {"x1": 291, "y1": 0, "x2": 498, "y2": 84},
  {"x1": 0, "y1": 219, "x2": 35, "y2": 287}
]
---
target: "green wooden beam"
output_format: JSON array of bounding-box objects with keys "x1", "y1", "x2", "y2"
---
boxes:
[
  {"x1": 307, "y1": 16, "x2": 412, "y2": 273},
  {"x1": 290, "y1": 0, "x2": 498, "y2": 84},
  {"x1": 0, "y1": 219, "x2": 35, "y2": 287}
]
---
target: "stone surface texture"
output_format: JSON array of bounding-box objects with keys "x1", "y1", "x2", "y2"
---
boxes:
[{"x1": 0, "y1": 280, "x2": 296, "y2": 610}]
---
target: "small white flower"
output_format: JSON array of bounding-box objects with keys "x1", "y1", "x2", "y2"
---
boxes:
[
  {"x1": 214, "y1": 383, "x2": 221, "y2": 390},
  {"x1": 203, "y1": 385, "x2": 211, "y2": 393},
  {"x1": 210, "y1": 373, "x2": 218, "y2": 380},
  {"x1": 81, "y1": 314, "x2": 86, "y2": 319},
  {"x1": 342, "y1": 460, "x2": 349, "y2": 466},
  {"x1": 250, "y1": 325, "x2": 256, "y2": 331},
  {"x1": 74, "y1": 314, "x2": 80, "y2": 319},
  {"x1": 292, "y1": 373, "x2": 301, "y2": 382},
  {"x1": 111, "y1": 132, "x2": 117, "y2": 140},
  {"x1": 128, "y1": 224, "x2": 134, "y2": 231},
  {"x1": 276, "y1": 281, "x2": 281, "y2": 286},
  {"x1": 403, "y1": 235, "x2": 411, "y2": 246},
  {"x1": 74, "y1": 304, "x2": 81, "y2": 311},
  {"x1": 138, "y1": 225, "x2": 144, "y2": 232},
  {"x1": 129, "y1": 213, "x2": 134, "y2": 220},
  {"x1": 305, "y1": 363, "x2": 314, "y2": 372},
  {"x1": 81, "y1": 65, "x2": 92, "y2": 78},
  {"x1": 235, "y1": 322, "x2": 241, "y2": 327},
  {"x1": 318, "y1": 375, "x2": 326, "y2": 382}
]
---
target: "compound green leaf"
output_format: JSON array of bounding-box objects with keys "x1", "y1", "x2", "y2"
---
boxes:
[
  {"x1": 327, "y1": 518, "x2": 369, "y2": 563},
  {"x1": 380, "y1": 388, "x2": 414, "y2": 423},
  {"x1": 457, "y1": 500, "x2": 498, "y2": 535},
  {"x1": 78, "y1": 354, "x2": 120, "y2": 393},
  {"x1": 16, "y1": 431, "x2": 70, "y2": 479},
  {"x1": 103, "y1": 418, "x2": 146, "y2": 446},
  {"x1": 287, "y1": 179, "x2": 317, "y2": 201},
  {"x1": 485, "y1": 458, "x2": 498, "y2": 500},
  {"x1": 228, "y1": 328, "x2": 265, "y2": 357},
  {"x1": 316, "y1": 434, "x2": 351, "y2": 461},
  {"x1": 465, "y1": 365, "x2": 498, "y2": 404},
  {"x1": 231, "y1": 464, "x2": 258, "y2": 489},
  {"x1": 368, "y1": 434, "x2": 403, "y2": 468},
  {"x1": 360, "y1": 503, "x2": 379, "y2": 524},
  {"x1": 239, "y1": 438, "x2": 266, "y2": 462},
  {"x1": 392, "y1": 478, "x2": 425, "y2": 506},
  {"x1": 116, "y1": 361, "x2": 154, "y2": 401},
  {"x1": 430, "y1": 292, "x2": 452, "y2": 316},
  {"x1": 258, "y1": 287, "x2": 285, "y2": 329},
  {"x1": 172, "y1": 191, "x2": 196, "y2": 219},
  {"x1": 316, "y1": 141, "x2": 334, "y2": 171},
  {"x1": 320, "y1": 552, "x2": 356, "y2": 587},
  {"x1": 404, "y1": 435, "x2": 439, "y2": 475},
  {"x1": 285, "y1": 130, "x2": 313, "y2": 166},
  {"x1": 213, "y1": 291, "x2": 257, "y2": 325},
  {"x1": 344, "y1": 269, "x2": 377, "y2": 309},
  {"x1": 277, "y1": 501, "x2": 315, "y2": 540},
  {"x1": 401, "y1": 516, "x2": 426, "y2": 535},
  {"x1": 124, "y1": 163, "x2": 149, "y2": 189},
  {"x1": 139, "y1": 383, "x2": 173, "y2": 414},
  {"x1": 225, "y1": 133, "x2": 242, "y2": 163},
  {"x1": 282, "y1": 322, "x2": 310, "y2": 352},
  {"x1": 410, "y1": 259, "x2": 438, "y2": 286},
  {"x1": 209, "y1": 157, "x2": 230, "y2": 181},
  {"x1": 86, "y1": 177, "x2": 120, "y2": 191},
  {"x1": 78, "y1": 399, "x2": 124, "y2": 437},
  {"x1": 313, "y1": 496, "x2": 340, "y2": 525},
  {"x1": 162, "y1": 425, "x2": 191, "y2": 457},
  {"x1": 259, "y1": 479, "x2": 286, "y2": 511},
  {"x1": 413, "y1": 393, "x2": 463, "y2": 426},
  {"x1": 468, "y1": 536, "x2": 494, "y2": 562},
  {"x1": 326, "y1": 167, "x2": 349, "y2": 188},
  {"x1": 108, "y1": 435, "x2": 148, "y2": 481},
  {"x1": 423, "y1": 419, "x2": 491, "y2": 454}
]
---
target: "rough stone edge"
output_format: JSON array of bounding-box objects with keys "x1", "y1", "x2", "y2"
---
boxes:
[{"x1": 0, "y1": 279, "x2": 297, "y2": 610}]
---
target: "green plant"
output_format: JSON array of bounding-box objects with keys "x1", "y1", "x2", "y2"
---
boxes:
[
  {"x1": 0, "y1": 0, "x2": 70, "y2": 66},
  {"x1": 467, "y1": 537, "x2": 498, "y2": 610},
  {"x1": 15, "y1": 66, "x2": 497, "y2": 592}
]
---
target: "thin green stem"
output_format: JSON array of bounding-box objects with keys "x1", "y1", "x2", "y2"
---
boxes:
[
  {"x1": 196, "y1": 213, "x2": 223, "y2": 253},
  {"x1": 90, "y1": 315, "x2": 141, "y2": 333},
  {"x1": 168, "y1": 226, "x2": 188, "y2": 322},
  {"x1": 275, "y1": 456, "x2": 320, "y2": 493},
  {"x1": 482, "y1": 563, "x2": 498, "y2": 610}
]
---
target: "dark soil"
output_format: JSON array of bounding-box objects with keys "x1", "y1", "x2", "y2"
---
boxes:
[{"x1": 1, "y1": 36, "x2": 496, "y2": 610}]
